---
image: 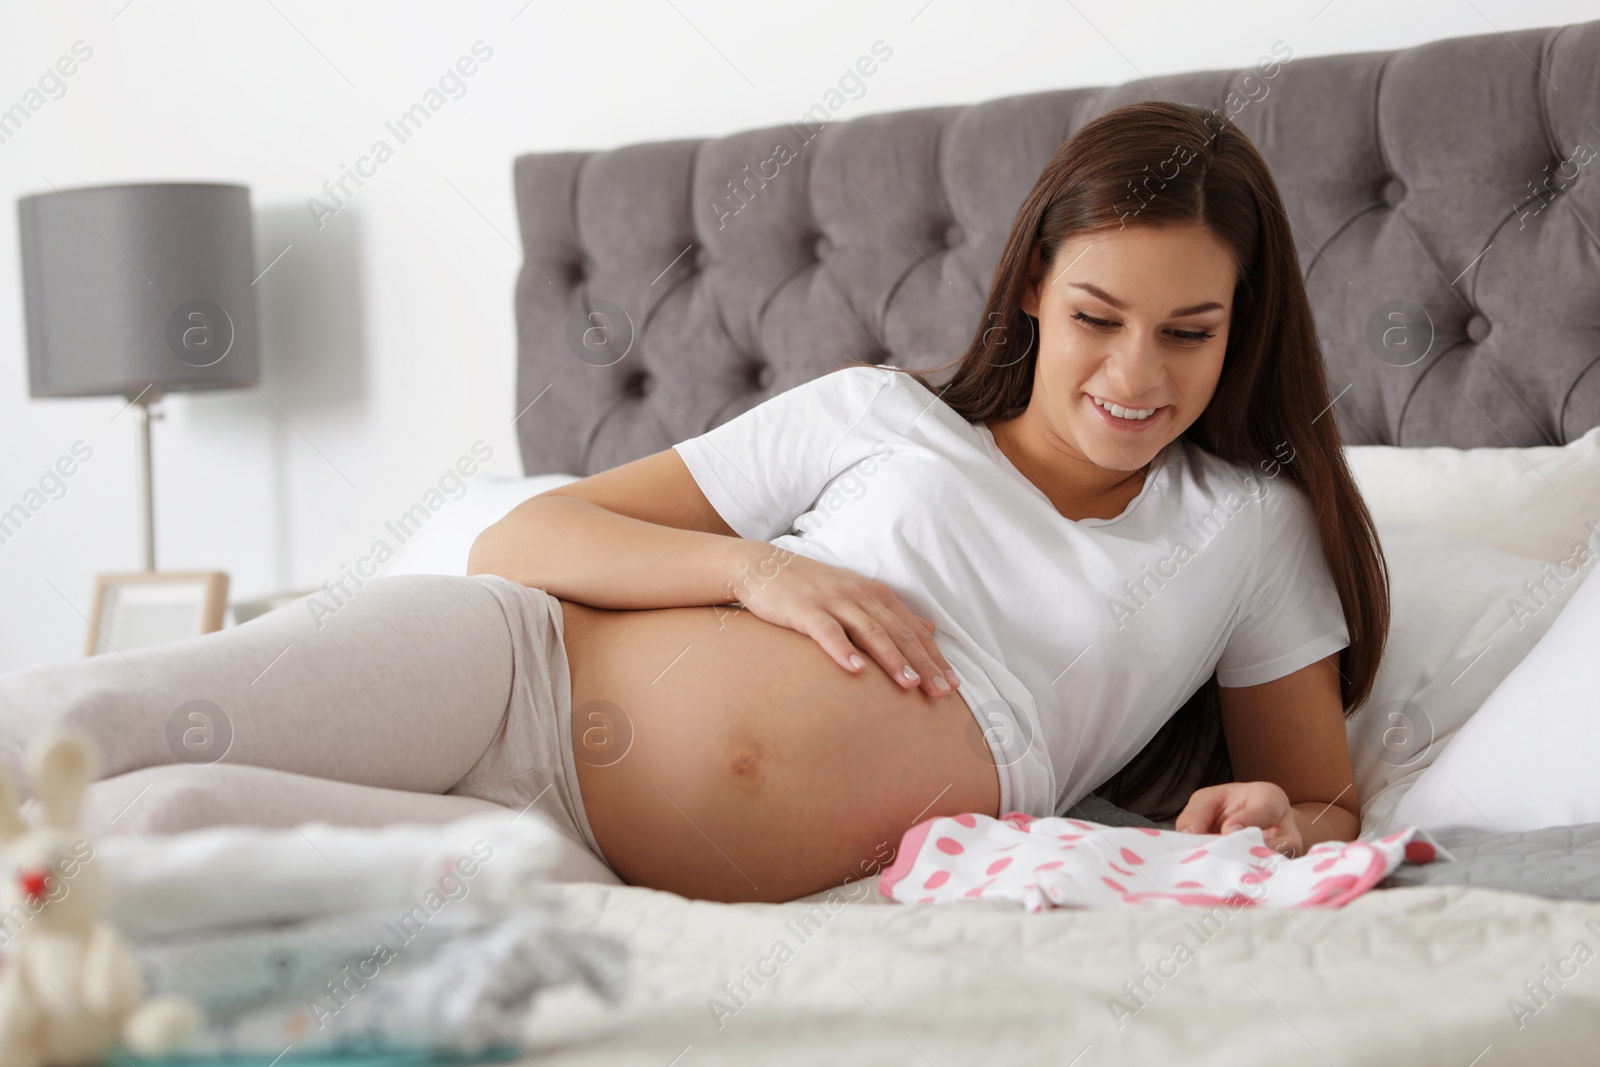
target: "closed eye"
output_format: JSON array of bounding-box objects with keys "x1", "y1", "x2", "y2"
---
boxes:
[{"x1": 1072, "y1": 310, "x2": 1215, "y2": 344}]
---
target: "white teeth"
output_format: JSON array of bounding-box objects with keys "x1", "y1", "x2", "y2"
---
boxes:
[{"x1": 1092, "y1": 396, "x2": 1157, "y2": 420}]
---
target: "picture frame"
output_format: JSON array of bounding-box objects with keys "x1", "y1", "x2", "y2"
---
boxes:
[{"x1": 85, "y1": 571, "x2": 230, "y2": 657}]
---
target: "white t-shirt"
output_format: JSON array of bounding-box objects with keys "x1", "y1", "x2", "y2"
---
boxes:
[{"x1": 672, "y1": 364, "x2": 1350, "y2": 818}]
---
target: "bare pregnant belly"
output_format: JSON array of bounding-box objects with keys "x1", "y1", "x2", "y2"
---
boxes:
[{"x1": 559, "y1": 598, "x2": 1000, "y2": 903}]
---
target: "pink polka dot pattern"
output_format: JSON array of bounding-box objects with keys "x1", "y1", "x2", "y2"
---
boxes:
[{"x1": 876, "y1": 812, "x2": 1440, "y2": 912}]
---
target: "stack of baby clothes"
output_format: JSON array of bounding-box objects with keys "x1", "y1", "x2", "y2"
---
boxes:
[{"x1": 95, "y1": 812, "x2": 627, "y2": 1058}]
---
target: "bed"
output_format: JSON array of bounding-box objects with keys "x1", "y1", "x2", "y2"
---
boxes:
[
  {"x1": 40, "y1": 15, "x2": 1593, "y2": 1066},
  {"x1": 497, "y1": 15, "x2": 1600, "y2": 1067}
]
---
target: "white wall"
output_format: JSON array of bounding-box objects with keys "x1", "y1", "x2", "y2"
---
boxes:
[{"x1": 1, "y1": 0, "x2": 1591, "y2": 670}]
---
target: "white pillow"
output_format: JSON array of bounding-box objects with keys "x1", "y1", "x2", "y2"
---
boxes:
[
  {"x1": 1344, "y1": 426, "x2": 1600, "y2": 564},
  {"x1": 1348, "y1": 524, "x2": 1591, "y2": 837},
  {"x1": 1391, "y1": 561, "x2": 1600, "y2": 832},
  {"x1": 379, "y1": 473, "x2": 582, "y2": 577}
]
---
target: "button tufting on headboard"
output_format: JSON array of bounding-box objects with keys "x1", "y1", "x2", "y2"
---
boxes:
[{"x1": 512, "y1": 20, "x2": 1600, "y2": 475}]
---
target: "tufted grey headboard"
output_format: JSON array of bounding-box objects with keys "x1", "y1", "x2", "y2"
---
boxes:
[{"x1": 511, "y1": 20, "x2": 1600, "y2": 477}]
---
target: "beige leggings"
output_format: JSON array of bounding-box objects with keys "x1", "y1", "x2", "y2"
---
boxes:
[{"x1": 0, "y1": 573, "x2": 620, "y2": 885}]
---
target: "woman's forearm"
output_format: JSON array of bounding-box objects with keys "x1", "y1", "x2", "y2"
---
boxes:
[
  {"x1": 1290, "y1": 801, "x2": 1360, "y2": 854},
  {"x1": 466, "y1": 494, "x2": 773, "y2": 610}
]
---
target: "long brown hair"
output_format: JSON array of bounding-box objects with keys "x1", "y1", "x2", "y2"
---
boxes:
[{"x1": 854, "y1": 100, "x2": 1390, "y2": 819}]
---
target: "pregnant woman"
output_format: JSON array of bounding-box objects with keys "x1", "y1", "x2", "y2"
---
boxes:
[{"x1": 0, "y1": 100, "x2": 1387, "y2": 905}]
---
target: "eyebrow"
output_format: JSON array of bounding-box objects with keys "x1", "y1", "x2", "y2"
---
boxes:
[{"x1": 1069, "y1": 281, "x2": 1224, "y2": 317}]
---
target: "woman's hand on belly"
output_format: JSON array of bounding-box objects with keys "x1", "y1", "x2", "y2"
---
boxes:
[
  {"x1": 562, "y1": 599, "x2": 1000, "y2": 903},
  {"x1": 728, "y1": 546, "x2": 960, "y2": 701}
]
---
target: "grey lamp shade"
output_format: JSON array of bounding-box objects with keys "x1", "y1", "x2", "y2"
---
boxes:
[{"x1": 18, "y1": 182, "x2": 260, "y2": 398}]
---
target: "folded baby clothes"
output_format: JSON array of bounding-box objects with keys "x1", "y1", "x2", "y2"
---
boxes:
[
  {"x1": 77, "y1": 810, "x2": 630, "y2": 1057},
  {"x1": 878, "y1": 811, "x2": 1447, "y2": 911},
  {"x1": 98, "y1": 811, "x2": 562, "y2": 937},
  {"x1": 132, "y1": 901, "x2": 628, "y2": 1057},
  {"x1": 134, "y1": 903, "x2": 511, "y2": 1023}
]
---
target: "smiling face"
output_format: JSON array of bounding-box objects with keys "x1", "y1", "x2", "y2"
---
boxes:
[{"x1": 1018, "y1": 221, "x2": 1235, "y2": 477}]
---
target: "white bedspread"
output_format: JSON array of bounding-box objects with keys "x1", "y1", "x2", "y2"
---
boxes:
[{"x1": 518, "y1": 879, "x2": 1600, "y2": 1066}]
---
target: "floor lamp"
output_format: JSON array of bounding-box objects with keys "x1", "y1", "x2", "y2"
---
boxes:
[{"x1": 18, "y1": 182, "x2": 260, "y2": 572}]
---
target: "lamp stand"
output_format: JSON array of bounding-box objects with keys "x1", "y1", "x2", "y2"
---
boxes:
[{"x1": 131, "y1": 389, "x2": 165, "y2": 573}]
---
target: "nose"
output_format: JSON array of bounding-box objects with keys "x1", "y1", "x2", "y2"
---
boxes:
[
  {"x1": 1101, "y1": 335, "x2": 1166, "y2": 401},
  {"x1": 19, "y1": 870, "x2": 50, "y2": 903}
]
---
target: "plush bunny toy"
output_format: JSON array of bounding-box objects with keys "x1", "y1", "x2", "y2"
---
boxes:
[{"x1": 0, "y1": 729, "x2": 199, "y2": 1065}]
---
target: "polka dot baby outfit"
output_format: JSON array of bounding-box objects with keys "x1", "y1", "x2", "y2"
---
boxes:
[{"x1": 877, "y1": 811, "x2": 1444, "y2": 911}]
